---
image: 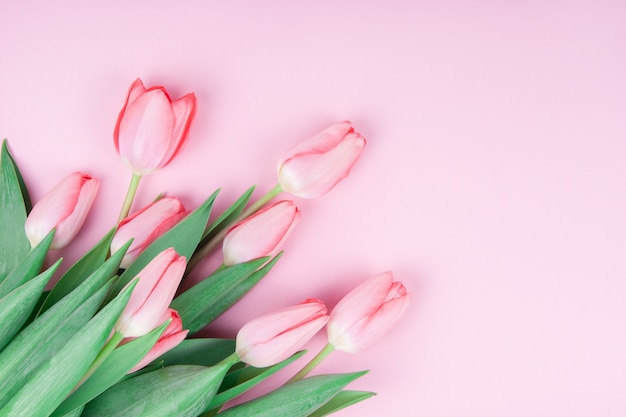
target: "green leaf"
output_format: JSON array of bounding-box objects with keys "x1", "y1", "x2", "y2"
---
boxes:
[
  {"x1": 0, "y1": 281, "x2": 135, "y2": 417},
  {"x1": 215, "y1": 372, "x2": 368, "y2": 417},
  {"x1": 82, "y1": 363, "x2": 235, "y2": 417},
  {"x1": 112, "y1": 190, "x2": 219, "y2": 297},
  {"x1": 0, "y1": 250, "x2": 121, "y2": 409},
  {"x1": 3, "y1": 140, "x2": 32, "y2": 212},
  {"x1": 52, "y1": 321, "x2": 169, "y2": 417},
  {"x1": 171, "y1": 257, "x2": 269, "y2": 334},
  {"x1": 56, "y1": 406, "x2": 84, "y2": 417},
  {"x1": 201, "y1": 186, "x2": 255, "y2": 243},
  {"x1": 0, "y1": 140, "x2": 31, "y2": 284},
  {"x1": 307, "y1": 390, "x2": 376, "y2": 417},
  {"x1": 156, "y1": 338, "x2": 236, "y2": 368},
  {"x1": 0, "y1": 282, "x2": 111, "y2": 409},
  {"x1": 193, "y1": 253, "x2": 282, "y2": 333},
  {"x1": 0, "y1": 259, "x2": 60, "y2": 351},
  {"x1": 207, "y1": 351, "x2": 306, "y2": 411},
  {"x1": 0, "y1": 229, "x2": 54, "y2": 299},
  {"x1": 40, "y1": 227, "x2": 119, "y2": 312}
]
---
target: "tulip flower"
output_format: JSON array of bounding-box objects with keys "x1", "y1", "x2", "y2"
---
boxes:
[
  {"x1": 127, "y1": 308, "x2": 188, "y2": 373},
  {"x1": 222, "y1": 200, "x2": 300, "y2": 266},
  {"x1": 327, "y1": 271, "x2": 411, "y2": 353},
  {"x1": 24, "y1": 172, "x2": 98, "y2": 249},
  {"x1": 114, "y1": 78, "x2": 197, "y2": 176},
  {"x1": 111, "y1": 197, "x2": 187, "y2": 269},
  {"x1": 277, "y1": 121, "x2": 366, "y2": 198},
  {"x1": 115, "y1": 248, "x2": 186, "y2": 338},
  {"x1": 236, "y1": 299, "x2": 329, "y2": 368}
]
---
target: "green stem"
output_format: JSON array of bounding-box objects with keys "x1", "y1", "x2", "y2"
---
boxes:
[
  {"x1": 219, "y1": 351, "x2": 241, "y2": 367},
  {"x1": 238, "y1": 183, "x2": 282, "y2": 221},
  {"x1": 118, "y1": 173, "x2": 142, "y2": 223},
  {"x1": 286, "y1": 343, "x2": 335, "y2": 384},
  {"x1": 73, "y1": 331, "x2": 124, "y2": 392},
  {"x1": 185, "y1": 184, "x2": 282, "y2": 274}
]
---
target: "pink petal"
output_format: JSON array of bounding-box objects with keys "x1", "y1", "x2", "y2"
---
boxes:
[
  {"x1": 117, "y1": 89, "x2": 175, "y2": 174},
  {"x1": 238, "y1": 300, "x2": 327, "y2": 345},
  {"x1": 111, "y1": 197, "x2": 187, "y2": 268},
  {"x1": 335, "y1": 292, "x2": 412, "y2": 353},
  {"x1": 52, "y1": 175, "x2": 99, "y2": 249},
  {"x1": 127, "y1": 78, "x2": 147, "y2": 105},
  {"x1": 277, "y1": 121, "x2": 355, "y2": 164},
  {"x1": 236, "y1": 299, "x2": 329, "y2": 367},
  {"x1": 278, "y1": 131, "x2": 365, "y2": 198},
  {"x1": 128, "y1": 309, "x2": 188, "y2": 373},
  {"x1": 116, "y1": 248, "x2": 186, "y2": 337},
  {"x1": 329, "y1": 272, "x2": 394, "y2": 335},
  {"x1": 238, "y1": 315, "x2": 329, "y2": 368},
  {"x1": 159, "y1": 93, "x2": 196, "y2": 167},
  {"x1": 114, "y1": 79, "x2": 146, "y2": 153},
  {"x1": 25, "y1": 172, "x2": 98, "y2": 249},
  {"x1": 223, "y1": 200, "x2": 300, "y2": 266}
]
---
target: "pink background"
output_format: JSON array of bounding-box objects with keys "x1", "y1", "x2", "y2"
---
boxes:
[{"x1": 2, "y1": 1, "x2": 626, "y2": 415}]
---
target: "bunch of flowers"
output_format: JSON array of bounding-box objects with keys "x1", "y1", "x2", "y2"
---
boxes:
[{"x1": 0, "y1": 78, "x2": 411, "y2": 417}]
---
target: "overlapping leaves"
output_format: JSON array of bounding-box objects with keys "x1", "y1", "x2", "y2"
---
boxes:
[{"x1": 0, "y1": 142, "x2": 371, "y2": 417}]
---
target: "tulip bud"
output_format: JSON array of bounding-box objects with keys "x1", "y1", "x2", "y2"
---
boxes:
[
  {"x1": 236, "y1": 299, "x2": 329, "y2": 368},
  {"x1": 327, "y1": 272, "x2": 411, "y2": 354},
  {"x1": 115, "y1": 248, "x2": 186, "y2": 338},
  {"x1": 222, "y1": 200, "x2": 300, "y2": 266},
  {"x1": 277, "y1": 121, "x2": 366, "y2": 198},
  {"x1": 114, "y1": 78, "x2": 197, "y2": 175},
  {"x1": 127, "y1": 308, "x2": 188, "y2": 373},
  {"x1": 111, "y1": 197, "x2": 187, "y2": 269},
  {"x1": 24, "y1": 172, "x2": 98, "y2": 249}
]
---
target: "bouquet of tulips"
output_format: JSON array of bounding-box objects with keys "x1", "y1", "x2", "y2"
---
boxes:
[{"x1": 0, "y1": 78, "x2": 411, "y2": 417}]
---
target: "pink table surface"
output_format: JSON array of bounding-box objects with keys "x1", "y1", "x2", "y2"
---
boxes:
[{"x1": 2, "y1": 1, "x2": 626, "y2": 416}]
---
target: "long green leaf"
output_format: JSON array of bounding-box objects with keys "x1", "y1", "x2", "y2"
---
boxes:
[
  {"x1": 4, "y1": 140, "x2": 32, "y2": 212},
  {"x1": 40, "y1": 228, "x2": 118, "y2": 312},
  {"x1": 193, "y1": 253, "x2": 282, "y2": 333},
  {"x1": 0, "y1": 140, "x2": 30, "y2": 284},
  {"x1": 207, "y1": 351, "x2": 306, "y2": 411},
  {"x1": 0, "y1": 282, "x2": 135, "y2": 417},
  {"x1": 0, "y1": 248, "x2": 126, "y2": 409},
  {"x1": 156, "y1": 338, "x2": 236, "y2": 368},
  {"x1": 216, "y1": 372, "x2": 368, "y2": 417},
  {"x1": 0, "y1": 230, "x2": 54, "y2": 299},
  {"x1": 0, "y1": 259, "x2": 60, "y2": 351},
  {"x1": 201, "y1": 186, "x2": 255, "y2": 243},
  {"x1": 56, "y1": 406, "x2": 84, "y2": 417},
  {"x1": 52, "y1": 320, "x2": 168, "y2": 417},
  {"x1": 112, "y1": 190, "x2": 219, "y2": 296},
  {"x1": 307, "y1": 390, "x2": 376, "y2": 417},
  {"x1": 172, "y1": 258, "x2": 268, "y2": 334},
  {"x1": 0, "y1": 282, "x2": 111, "y2": 410},
  {"x1": 82, "y1": 363, "x2": 235, "y2": 417}
]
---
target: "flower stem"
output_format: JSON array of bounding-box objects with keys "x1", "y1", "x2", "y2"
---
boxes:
[
  {"x1": 219, "y1": 351, "x2": 241, "y2": 367},
  {"x1": 185, "y1": 183, "x2": 282, "y2": 274},
  {"x1": 286, "y1": 342, "x2": 335, "y2": 384},
  {"x1": 238, "y1": 183, "x2": 283, "y2": 221},
  {"x1": 118, "y1": 173, "x2": 142, "y2": 223},
  {"x1": 73, "y1": 331, "x2": 124, "y2": 392}
]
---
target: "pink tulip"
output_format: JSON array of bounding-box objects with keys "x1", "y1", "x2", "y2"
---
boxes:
[
  {"x1": 24, "y1": 172, "x2": 98, "y2": 249},
  {"x1": 236, "y1": 299, "x2": 329, "y2": 367},
  {"x1": 127, "y1": 308, "x2": 188, "y2": 373},
  {"x1": 222, "y1": 200, "x2": 300, "y2": 266},
  {"x1": 114, "y1": 78, "x2": 197, "y2": 175},
  {"x1": 111, "y1": 197, "x2": 187, "y2": 269},
  {"x1": 115, "y1": 248, "x2": 186, "y2": 338},
  {"x1": 277, "y1": 121, "x2": 366, "y2": 198},
  {"x1": 327, "y1": 272, "x2": 411, "y2": 354}
]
